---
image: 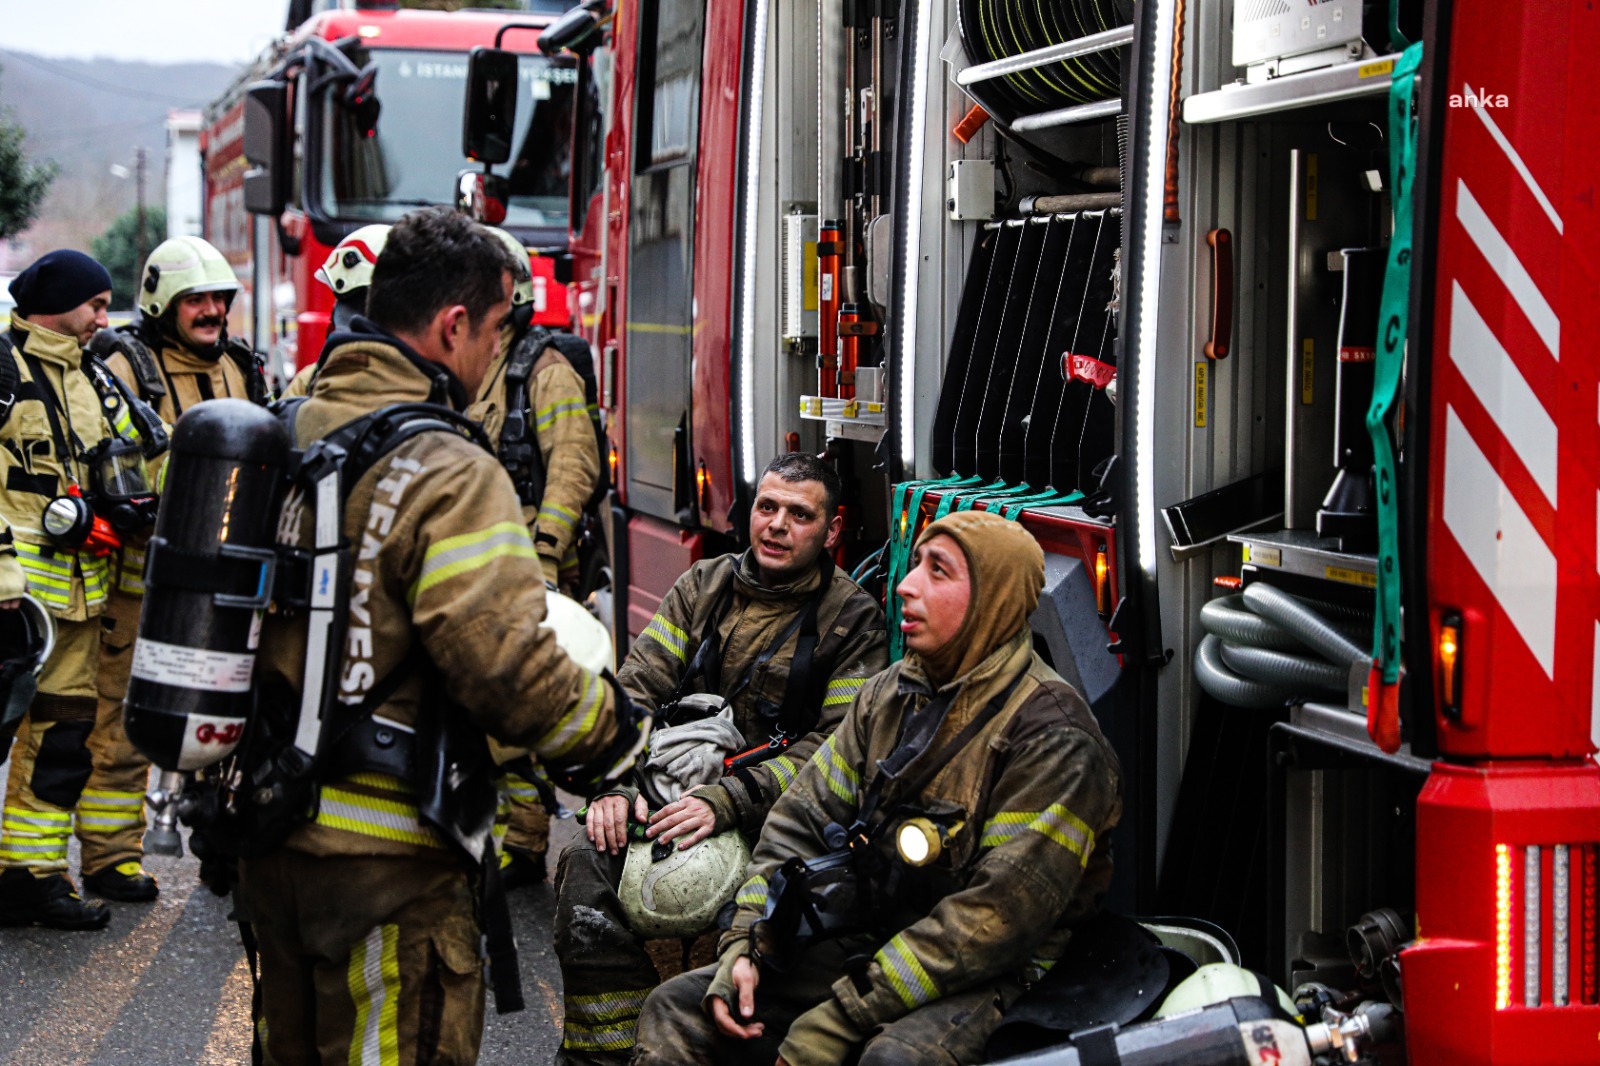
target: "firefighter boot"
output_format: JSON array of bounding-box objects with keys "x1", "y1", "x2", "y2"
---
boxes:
[
  {"x1": 501, "y1": 845, "x2": 548, "y2": 890},
  {"x1": 84, "y1": 860, "x2": 159, "y2": 902},
  {"x1": 0, "y1": 868, "x2": 111, "y2": 930}
]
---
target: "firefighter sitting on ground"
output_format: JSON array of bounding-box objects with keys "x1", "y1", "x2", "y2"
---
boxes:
[
  {"x1": 553, "y1": 451, "x2": 887, "y2": 1065},
  {"x1": 74, "y1": 236, "x2": 269, "y2": 903},
  {"x1": 470, "y1": 225, "x2": 604, "y2": 890},
  {"x1": 0, "y1": 251, "x2": 163, "y2": 928},
  {"x1": 225, "y1": 207, "x2": 648, "y2": 1064},
  {"x1": 632, "y1": 508, "x2": 1123, "y2": 1066}
]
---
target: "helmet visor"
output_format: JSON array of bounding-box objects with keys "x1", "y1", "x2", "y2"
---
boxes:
[{"x1": 91, "y1": 439, "x2": 154, "y2": 502}]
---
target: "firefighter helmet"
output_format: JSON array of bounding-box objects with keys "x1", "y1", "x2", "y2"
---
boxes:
[
  {"x1": 542, "y1": 589, "x2": 613, "y2": 675},
  {"x1": 618, "y1": 829, "x2": 751, "y2": 938},
  {"x1": 1153, "y1": 963, "x2": 1299, "y2": 1021},
  {"x1": 140, "y1": 237, "x2": 238, "y2": 318},
  {"x1": 487, "y1": 227, "x2": 535, "y2": 307},
  {"x1": 0, "y1": 594, "x2": 56, "y2": 751},
  {"x1": 314, "y1": 224, "x2": 392, "y2": 297}
]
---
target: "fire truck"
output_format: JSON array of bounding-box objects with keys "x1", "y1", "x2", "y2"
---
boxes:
[
  {"x1": 206, "y1": 0, "x2": 579, "y2": 382},
  {"x1": 485, "y1": 0, "x2": 1598, "y2": 1060}
]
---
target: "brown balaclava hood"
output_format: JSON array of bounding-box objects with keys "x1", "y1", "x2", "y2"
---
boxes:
[{"x1": 910, "y1": 509, "x2": 1046, "y2": 686}]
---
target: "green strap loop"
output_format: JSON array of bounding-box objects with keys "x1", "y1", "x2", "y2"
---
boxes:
[
  {"x1": 886, "y1": 474, "x2": 982, "y2": 658},
  {"x1": 1368, "y1": 42, "x2": 1423, "y2": 685}
]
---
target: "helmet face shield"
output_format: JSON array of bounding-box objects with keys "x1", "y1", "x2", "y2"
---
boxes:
[{"x1": 90, "y1": 438, "x2": 155, "y2": 502}]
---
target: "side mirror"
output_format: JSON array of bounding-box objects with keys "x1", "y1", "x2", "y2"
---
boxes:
[
  {"x1": 456, "y1": 169, "x2": 509, "y2": 225},
  {"x1": 537, "y1": 7, "x2": 603, "y2": 57},
  {"x1": 243, "y1": 80, "x2": 289, "y2": 216},
  {"x1": 462, "y1": 47, "x2": 519, "y2": 165}
]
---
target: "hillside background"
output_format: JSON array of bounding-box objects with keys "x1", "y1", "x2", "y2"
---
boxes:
[{"x1": 0, "y1": 50, "x2": 238, "y2": 275}]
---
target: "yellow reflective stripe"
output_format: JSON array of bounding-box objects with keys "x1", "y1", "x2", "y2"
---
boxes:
[
  {"x1": 408, "y1": 521, "x2": 537, "y2": 604},
  {"x1": 534, "y1": 670, "x2": 605, "y2": 759},
  {"x1": 74, "y1": 811, "x2": 144, "y2": 832},
  {"x1": 641, "y1": 614, "x2": 688, "y2": 664},
  {"x1": 15, "y1": 547, "x2": 71, "y2": 576},
  {"x1": 735, "y1": 874, "x2": 769, "y2": 908},
  {"x1": 563, "y1": 988, "x2": 650, "y2": 1052},
  {"x1": 822, "y1": 677, "x2": 865, "y2": 707},
  {"x1": 766, "y1": 755, "x2": 800, "y2": 792},
  {"x1": 3, "y1": 807, "x2": 72, "y2": 828},
  {"x1": 112, "y1": 407, "x2": 134, "y2": 435},
  {"x1": 534, "y1": 397, "x2": 586, "y2": 432},
  {"x1": 316, "y1": 787, "x2": 445, "y2": 850},
  {"x1": 980, "y1": 803, "x2": 1095, "y2": 865},
  {"x1": 536, "y1": 501, "x2": 579, "y2": 533},
  {"x1": 348, "y1": 924, "x2": 401, "y2": 1066},
  {"x1": 876, "y1": 933, "x2": 939, "y2": 1009},
  {"x1": 814, "y1": 735, "x2": 860, "y2": 804},
  {"x1": 501, "y1": 774, "x2": 542, "y2": 803},
  {"x1": 0, "y1": 807, "x2": 71, "y2": 864},
  {"x1": 79, "y1": 789, "x2": 144, "y2": 808}
]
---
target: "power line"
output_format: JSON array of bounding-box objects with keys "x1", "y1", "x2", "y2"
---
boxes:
[{"x1": 0, "y1": 49, "x2": 214, "y2": 107}]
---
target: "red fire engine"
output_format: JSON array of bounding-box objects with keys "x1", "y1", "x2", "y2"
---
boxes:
[
  {"x1": 503, "y1": 0, "x2": 1600, "y2": 1059},
  {"x1": 206, "y1": 0, "x2": 577, "y2": 382}
]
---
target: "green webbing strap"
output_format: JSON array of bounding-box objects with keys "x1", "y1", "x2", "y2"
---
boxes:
[
  {"x1": 886, "y1": 474, "x2": 982, "y2": 658},
  {"x1": 1369, "y1": 42, "x2": 1423, "y2": 690},
  {"x1": 1388, "y1": 0, "x2": 1413, "y2": 51},
  {"x1": 1002, "y1": 488, "x2": 1084, "y2": 521}
]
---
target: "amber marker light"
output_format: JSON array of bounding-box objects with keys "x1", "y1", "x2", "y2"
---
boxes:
[
  {"x1": 1094, "y1": 543, "x2": 1110, "y2": 615},
  {"x1": 1438, "y1": 610, "x2": 1463, "y2": 719},
  {"x1": 1496, "y1": 843, "x2": 1513, "y2": 1010},
  {"x1": 696, "y1": 460, "x2": 711, "y2": 512}
]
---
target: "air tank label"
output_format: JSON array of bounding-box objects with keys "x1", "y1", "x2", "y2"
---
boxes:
[
  {"x1": 177, "y1": 712, "x2": 247, "y2": 772},
  {"x1": 131, "y1": 639, "x2": 255, "y2": 693}
]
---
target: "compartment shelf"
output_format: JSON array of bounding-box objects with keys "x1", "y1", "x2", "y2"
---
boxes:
[
  {"x1": 1183, "y1": 54, "x2": 1397, "y2": 125},
  {"x1": 1228, "y1": 529, "x2": 1376, "y2": 590}
]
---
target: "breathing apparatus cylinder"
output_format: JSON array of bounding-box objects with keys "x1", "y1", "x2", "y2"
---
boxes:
[{"x1": 125, "y1": 399, "x2": 291, "y2": 772}]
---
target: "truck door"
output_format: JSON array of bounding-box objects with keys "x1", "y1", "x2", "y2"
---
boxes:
[{"x1": 626, "y1": 0, "x2": 705, "y2": 522}]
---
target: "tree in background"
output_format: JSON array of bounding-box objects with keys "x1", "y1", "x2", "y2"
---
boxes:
[
  {"x1": 0, "y1": 69, "x2": 58, "y2": 241},
  {"x1": 92, "y1": 206, "x2": 167, "y2": 311}
]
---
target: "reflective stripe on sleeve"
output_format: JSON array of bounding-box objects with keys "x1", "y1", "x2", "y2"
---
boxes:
[
  {"x1": 408, "y1": 521, "x2": 538, "y2": 604},
  {"x1": 535, "y1": 501, "x2": 579, "y2": 535},
  {"x1": 979, "y1": 803, "x2": 1096, "y2": 866},
  {"x1": 876, "y1": 933, "x2": 940, "y2": 1010},
  {"x1": 534, "y1": 397, "x2": 586, "y2": 433},
  {"x1": 822, "y1": 677, "x2": 865, "y2": 707},
  {"x1": 814, "y1": 735, "x2": 860, "y2": 805},
  {"x1": 734, "y1": 873, "x2": 769, "y2": 908},
  {"x1": 533, "y1": 669, "x2": 606, "y2": 760},
  {"x1": 562, "y1": 988, "x2": 651, "y2": 1052},
  {"x1": 641, "y1": 614, "x2": 688, "y2": 664},
  {"x1": 765, "y1": 755, "x2": 800, "y2": 792}
]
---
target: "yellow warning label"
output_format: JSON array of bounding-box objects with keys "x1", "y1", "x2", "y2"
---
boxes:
[
  {"x1": 1306, "y1": 154, "x2": 1319, "y2": 221},
  {"x1": 803, "y1": 241, "x2": 818, "y2": 312},
  {"x1": 1194, "y1": 362, "x2": 1208, "y2": 428},
  {"x1": 1302, "y1": 339, "x2": 1315, "y2": 404},
  {"x1": 1359, "y1": 58, "x2": 1398, "y2": 79},
  {"x1": 1326, "y1": 566, "x2": 1378, "y2": 588},
  {"x1": 1246, "y1": 545, "x2": 1282, "y2": 567}
]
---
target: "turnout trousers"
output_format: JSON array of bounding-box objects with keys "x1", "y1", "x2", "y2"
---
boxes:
[
  {"x1": 76, "y1": 580, "x2": 150, "y2": 876},
  {"x1": 634, "y1": 949, "x2": 1022, "y2": 1066},
  {"x1": 552, "y1": 838, "x2": 666, "y2": 1066},
  {"x1": 236, "y1": 849, "x2": 486, "y2": 1066},
  {"x1": 0, "y1": 619, "x2": 102, "y2": 877}
]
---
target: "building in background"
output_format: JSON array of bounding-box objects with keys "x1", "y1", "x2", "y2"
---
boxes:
[{"x1": 164, "y1": 109, "x2": 203, "y2": 238}]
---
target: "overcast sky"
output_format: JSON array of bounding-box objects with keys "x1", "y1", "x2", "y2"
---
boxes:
[{"x1": 4, "y1": 0, "x2": 288, "y2": 65}]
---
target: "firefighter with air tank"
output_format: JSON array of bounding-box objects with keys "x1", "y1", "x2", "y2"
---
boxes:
[
  {"x1": 119, "y1": 207, "x2": 650, "y2": 1063},
  {"x1": 0, "y1": 250, "x2": 165, "y2": 928},
  {"x1": 470, "y1": 225, "x2": 604, "y2": 889},
  {"x1": 552, "y1": 452, "x2": 887, "y2": 1065}
]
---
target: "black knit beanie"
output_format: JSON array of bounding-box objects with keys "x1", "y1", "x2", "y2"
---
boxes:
[{"x1": 10, "y1": 250, "x2": 113, "y2": 318}]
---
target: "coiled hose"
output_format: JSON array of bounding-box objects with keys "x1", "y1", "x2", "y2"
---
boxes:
[{"x1": 1194, "y1": 586, "x2": 1371, "y2": 709}]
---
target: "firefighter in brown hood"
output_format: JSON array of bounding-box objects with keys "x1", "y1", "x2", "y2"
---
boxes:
[{"x1": 633, "y1": 508, "x2": 1123, "y2": 1066}]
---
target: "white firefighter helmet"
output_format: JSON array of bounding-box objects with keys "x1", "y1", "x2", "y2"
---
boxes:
[
  {"x1": 0, "y1": 594, "x2": 56, "y2": 747},
  {"x1": 541, "y1": 590, "x2": 613, "y2": 675},
  {"x1": 487, "y1": 227, "x2": 535, "y2": 307},
  {"x1": 1154, "y1": 963, "x2": 1299, "y2": 1021},
  {"x1": 618, "y1": 830, "x2": 752, "y2": 938},
  {"x1": 140, "y1": 236, "x2": 238, "y2": 318},
  {"x1": 314, "y1": 224, "x2": 392, "y2": 297}
]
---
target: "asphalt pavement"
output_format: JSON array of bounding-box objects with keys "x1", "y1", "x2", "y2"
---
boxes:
[{"x1": 0, "y1": 756, "x2": 580, "y2": 1066}]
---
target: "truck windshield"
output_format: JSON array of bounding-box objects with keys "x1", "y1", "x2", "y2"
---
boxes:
[{"x1": 318, "y1": 48, "x2": 574, "y2": 228}]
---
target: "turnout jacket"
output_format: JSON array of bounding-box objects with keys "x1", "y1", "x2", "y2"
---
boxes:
[
  {"x1": 718, "y1": 631, "x2": 1122, "y2": 1052},
  {"x1": 616, "y1": 551, "x2": 886, "y2": 837},
  {"x1": 467, "y1": 334, "x2": 600, "y2": 583},
  {"x1": 256, "y1": 323, "x2": 620, "y2": 860},
  {"x1": 102, "y1": 332, "x2": 253, "y2": 424},
  {"x1": 0, "y1": 318, "x2": 125, "y2": 618}
]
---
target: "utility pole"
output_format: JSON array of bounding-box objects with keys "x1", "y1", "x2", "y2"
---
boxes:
[{"x1": 135, "y1": 147, "x2": 148, "y2": 273}]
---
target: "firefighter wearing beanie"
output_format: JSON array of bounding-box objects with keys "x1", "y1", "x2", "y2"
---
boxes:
[
  {"x1": 633, "y1": 509, "x2": 1123, "y2": 1065},
  {"x1": 0, "y1": 250, "x2": 135, "y2": 929}
]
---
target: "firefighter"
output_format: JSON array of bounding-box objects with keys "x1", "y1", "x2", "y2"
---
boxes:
[
  {"x1": 279, "y1": 223, "x2": 392, "y2": 399},
  {"x1": 470, "y1": 226, "x2": 603, "y2": 889},
  {"x1": 553, "y1": 452, "x2": 887, "y2": 1066},
  {"x1": 75, "y1": 236, "x2": 268, "y2": 902},
  {"x1": 632, "y1": 509, "x2": 1124, "y2": 1066},
  {"x1": 233, "y1": 207, "x2": 647, "y2": 1065},
  {"x1": 0, "y1": 251, "x2": 125, "y2": 929}
]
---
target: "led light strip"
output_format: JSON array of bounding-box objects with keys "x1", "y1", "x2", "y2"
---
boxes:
[
  {"x1": 735, "y1": 0, "x2": 772, "y2": 488},
  {"x1": 895, "y1": 0, "x2": 934, "y2": 473},
  {"x1": 1496, "y1": 842, "x2": 1514, "y2": 1010},
  {"x1": 1526, "y1": 843, "x2": 1542, "y2": 1007}
]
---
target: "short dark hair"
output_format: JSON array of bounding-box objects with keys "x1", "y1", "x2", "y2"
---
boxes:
[
  {"x1": 759, "y1": 452, "x2": 842, "y2": 517},
  {"x1": 365, "y1": 208, "x2": 516, "y2": 335}
]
